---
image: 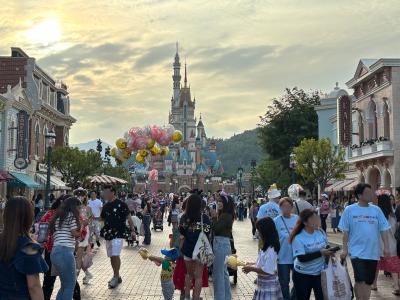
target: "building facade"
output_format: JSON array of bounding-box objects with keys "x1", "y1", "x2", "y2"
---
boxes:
[
  {"x1": 0, "y1": 47, "x2": 75, "y2": 198},
  {"x1": 316, "y1": 59, "x2": 400, "y2": 193},
  {"x1": 134, "y1": 45, "x2": 224, "y2": 193}
]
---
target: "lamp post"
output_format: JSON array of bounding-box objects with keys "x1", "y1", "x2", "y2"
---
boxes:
[
  {"x1": 237, "y1": 167, "x2": 243, "y2": 195},
  {"x1": 250, "y1": 159, "x2": 257, "y2": 200},
  {"x1": 289, "y1": 152, "x2": 297, "y2": 184},
  {"x1": 44, "y1": 130, "x2": 56, "y2": 210},
  {"x1": 169, "y1": 182, "x2": 173, "y2": 193},
  {"x1": 206, "y1": 178, "x2": 210, "y2": 193}
]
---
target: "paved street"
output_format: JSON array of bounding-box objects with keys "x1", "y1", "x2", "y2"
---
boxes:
[{"x1": 51, "y1": 218, "x2": 395, "y2": 299}]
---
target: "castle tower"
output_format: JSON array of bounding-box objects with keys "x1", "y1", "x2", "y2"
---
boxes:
[{"x1": 172, "y1": 42, "x2": 181, "y2": 104}]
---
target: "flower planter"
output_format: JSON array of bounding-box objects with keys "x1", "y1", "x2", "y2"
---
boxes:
[
  {"x1": 352, "y1": 148, "x2": 361, "y2": 157},
  {"x1": 361, "y1": 145, "x2": 373, "y2": 155},
  {"x1": 376, "y1": 141, "x2": 392, "y2": 151}
]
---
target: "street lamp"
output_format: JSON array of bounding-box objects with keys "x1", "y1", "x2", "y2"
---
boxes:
[
  {"x1": 250, "y1": 159, "x2": 257, "y2": 200},
  {"x1": 206, "y1": 178, "x2": 210, "y2": 193},
  {"x1": 237, "y1": 167, "x2": 244, "y2": 195},
  {"x1": 44, "y1": 130, "x2": 56, "y2": 210},
  {"x1": 289, "y1": 152, "x2": 297, "y2": 184}
]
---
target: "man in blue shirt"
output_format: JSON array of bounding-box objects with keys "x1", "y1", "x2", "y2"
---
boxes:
[
  {"x1": 339, "y1": 183, "x2": 390, "y2": 300},
  {"x1": 256, "y1": 183, "x2": 281, "y2": 220}
]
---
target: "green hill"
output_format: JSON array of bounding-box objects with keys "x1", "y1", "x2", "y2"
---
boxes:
[{"x1": 215, "y1": 129, "x2": 265, "y2": 176}]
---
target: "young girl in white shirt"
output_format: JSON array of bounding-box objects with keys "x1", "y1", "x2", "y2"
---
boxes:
[{"x1": 243, "y1": 217, "x2": 283, "y2": 300}]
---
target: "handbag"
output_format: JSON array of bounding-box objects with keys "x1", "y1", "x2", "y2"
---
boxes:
[{"x1": 192, "y1": 214, "x2": 214, "y2": 267}]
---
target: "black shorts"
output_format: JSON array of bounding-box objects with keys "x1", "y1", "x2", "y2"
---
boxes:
[{"x1": 351, "y1": 258, "x2": 378, "y2": 285}]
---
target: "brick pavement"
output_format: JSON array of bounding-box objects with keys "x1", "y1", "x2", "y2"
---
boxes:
[{"x1": 50, "y1": 218, "x2": 395, "y2": 299}]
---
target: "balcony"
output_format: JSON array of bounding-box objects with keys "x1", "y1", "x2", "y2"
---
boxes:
[{"x1": 349, "y1": 140, "x2": 393, "y2": 163}]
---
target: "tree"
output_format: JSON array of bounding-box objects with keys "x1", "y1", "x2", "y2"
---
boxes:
[
  {"x1": 50, "y1": 147, "x2": 103, "y2": 188},
  {"x1": 103, "y1": 164, "x2": 131, "y2": 182},
  {"x1": 258, "y1": 87, "x2": 320, "y2": 166},
  {"x1": 254, "y1": 159, "x2": 291, "y2": 192},
  {"x1": 293, "y1": 138, "x2": 347, "y2": 193}
]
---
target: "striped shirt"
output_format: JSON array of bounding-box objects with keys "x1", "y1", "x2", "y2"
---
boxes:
[{"x1": 53, "y1": 213, "x2": 78, "y2": 248}]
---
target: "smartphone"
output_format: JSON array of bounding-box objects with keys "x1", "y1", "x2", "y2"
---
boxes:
[{"x1": 328, "y1": 246, "x2": 341, "y2": 252}]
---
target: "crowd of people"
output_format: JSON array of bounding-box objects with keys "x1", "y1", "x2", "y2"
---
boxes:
[{"x1": 0, "y1": 182, "x2": 399, "y2": 299}]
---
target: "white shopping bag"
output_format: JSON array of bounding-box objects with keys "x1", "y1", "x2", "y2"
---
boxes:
[{"x1": 322, "y1": 258, "x2": 352, "y2": 300}]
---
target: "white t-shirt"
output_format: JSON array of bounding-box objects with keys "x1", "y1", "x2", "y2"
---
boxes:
[
  {"x1": 53, "y1": 213, "x2": 78, "y2": 248},
  {"x1": 88, "y1": 198, "x2": 103, "y2": 218},
  {"x1": 256, "y1": 246, "x2": 278, "y2": 275}
]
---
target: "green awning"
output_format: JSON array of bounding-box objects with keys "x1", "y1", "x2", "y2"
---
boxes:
[{"x1": 9, "y1": 172, "x2": 41, "y2": 189}]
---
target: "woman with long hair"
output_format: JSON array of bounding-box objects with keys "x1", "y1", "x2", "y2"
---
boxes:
[
  {"x1": 0, "y1": 196, "x2": 48, "y2": 299},
  {"x1": 289, "y1": 209, "x2": 334, "y2": 300},
  {"x1": 179, "y1": 194, "x2": 211, "y2": 300},
  {"x1": 210, "y1": 192, "x2": 235, "y2": 300},
  {"x1": 243, "y1": 217, "x2": 283, "y2": 299},
  {"x1": 375, "y1": 193, "x2": 400, "y2": 295},
  {"x1": 142, "y1": 197, "x2": 152, "y2": 245},
  {"x1": 49, "y1": 197, "x2": 82, "y2": 300},
  {"x1": 40, "y1": 194, "x2": 68, "y2": 300}
]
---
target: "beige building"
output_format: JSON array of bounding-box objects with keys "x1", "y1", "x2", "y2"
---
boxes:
[{"x1": 316, "y1": 59, "x2": 400, "y2": 193}]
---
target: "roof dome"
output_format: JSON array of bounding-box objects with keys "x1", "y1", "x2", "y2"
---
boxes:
[{"x1": 322, "y1": 82, "x2": 348, "y2": 101}]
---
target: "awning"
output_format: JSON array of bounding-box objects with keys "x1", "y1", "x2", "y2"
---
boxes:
[
  {"x1": 326, "y1": 179, "x2": 355, "y2": 192},
  {"x1": 0, "y1": 171, "x2": 14, "y2": 182},
  {"x1": 9, "y1": 172, "x2": 41, "y2": 189},
  {"x1": 90, "y1": 175, "x2": 128, "y2": 185},
  {"x1": 35, "y1": 173, "x2": 70, "y2": 190},
  {"x1": 343, "y1": 180, "x2": 358, "y2": 192}
]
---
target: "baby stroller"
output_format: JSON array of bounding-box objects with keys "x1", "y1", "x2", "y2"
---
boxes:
[
  {"x1": 152, "y1": 207, "x2": 164, "y2": 231},
  {"x1": 126, "y1": 213, "x2": 140, "y2": 247}
]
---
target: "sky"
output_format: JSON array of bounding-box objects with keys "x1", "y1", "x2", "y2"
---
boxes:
[{"x1": 1, "y1": 0, "x2": 400, "y2": 144}]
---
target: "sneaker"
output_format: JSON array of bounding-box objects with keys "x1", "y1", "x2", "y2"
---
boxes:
[
  {"x1": 96, "y1": 240, "x2": 101, "y2": 247},
  {"x1": 108, "y1": 277, "x2": 120, "y2": 289},
  {"x1": 118, "y1": 276, "x2": 122, "y2": 283},
  {"x1": 252, "y1": 235, "x2": 256, "y2": 239}
]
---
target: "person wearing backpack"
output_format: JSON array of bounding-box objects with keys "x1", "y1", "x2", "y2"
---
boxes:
[
  {"x1": 319, "y1": 194, "x2": 330, "y2": 233},
  {"x1": 179, "y1": 194, "x2": 211, "y2": 300}
]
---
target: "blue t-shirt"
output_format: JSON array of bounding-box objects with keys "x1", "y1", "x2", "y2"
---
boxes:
[
  {"x1": 292, "y1": 229, "x2": 328, "y2": 275},
  {"x1": 257, "y1": 201, "x2": 281, "y2": 220},
  {"x1": 274, "y1": 214, "x2": 298, "y2": 264},
  {"x1": 0, "y1": 236, "x2": 48, "y2": 298},
  {"x1": 338, "y1": 203, "x2": 390, "y2": 260}
]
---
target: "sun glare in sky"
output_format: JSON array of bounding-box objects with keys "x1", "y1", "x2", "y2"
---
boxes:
[{"x1": 25, "y1": 18, "x2": 61, "y2": 46}]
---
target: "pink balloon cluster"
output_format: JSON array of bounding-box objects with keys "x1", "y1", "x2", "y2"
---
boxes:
[
  {"x1": 148, "y1": 169, "x2": 159, "y2": 181},
  {"x1": 124, "y1": 124, "x2": 176, "y2": 151}
]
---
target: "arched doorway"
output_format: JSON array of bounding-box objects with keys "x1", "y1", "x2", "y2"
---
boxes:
[
  {"x1": 384, "y1": 169, "x2": 392, "y2": 189},
  {"x1": 178, "y1": 185, "x2": 191, "y2": 194},
  {"x1": 367, "y1": 167, "x2": 381, "y2": 191}
]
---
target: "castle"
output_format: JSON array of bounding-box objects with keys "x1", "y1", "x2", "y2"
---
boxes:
[{"x1": 135, "y1": 44, "x2": 223, "y2": 193}]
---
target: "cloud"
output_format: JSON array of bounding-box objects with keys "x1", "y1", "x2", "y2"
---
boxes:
[
  {"x1": 37, "y1": 43, "x2": 136, "y2": 76},
  {"x1": 134, "y1": 43, "x2": 175, "y2": 70},
  {"x1": 73, "y1": 74, "x2": 93, "y2": 85}
]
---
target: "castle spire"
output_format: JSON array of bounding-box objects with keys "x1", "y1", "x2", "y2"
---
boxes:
[
  {"x1": 172, "y1": 42, "x2": 181, "y2": 102},
  {"x1": 184, "y1": 61, "x2": 188, "y2": 88}
]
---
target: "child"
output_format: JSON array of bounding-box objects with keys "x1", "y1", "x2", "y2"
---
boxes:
[
  {"x1": 139, "y1": 247, "x2": 179, "y2": 300},
  {"x1": 243, "y1": 217, "x2": 283, "y2": 300}
]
